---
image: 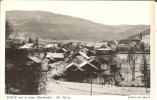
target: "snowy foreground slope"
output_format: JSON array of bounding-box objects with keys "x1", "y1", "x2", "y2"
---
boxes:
[{"x1": 45, "y1": 80, "x2": 150, "y2": 95}]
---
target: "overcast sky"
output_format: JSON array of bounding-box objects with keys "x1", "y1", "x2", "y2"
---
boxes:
[{"x1": 3, "y1": 1, "x2": 153, "y2": 25}]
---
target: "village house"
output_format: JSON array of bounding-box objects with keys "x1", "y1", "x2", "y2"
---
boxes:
[
  {"x1": 85, "y1": 42, "x2": 107, "y2": 49},
  {"x1": 96, "y1": 47, "x2": 112, "y2": 54},
  {"x1": 64, "y1": 50, "x2": 100, "y2": 82}
]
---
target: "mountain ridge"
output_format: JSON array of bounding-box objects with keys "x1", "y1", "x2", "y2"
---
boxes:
[{"x1": 6, "y1": 10, "x2": 150, "y2": 41}]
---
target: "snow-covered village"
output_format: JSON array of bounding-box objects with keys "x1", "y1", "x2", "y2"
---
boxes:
[
  {"x1": 4, "y1": 5, "x2": 151, "y2": 95},
  {"x1": 6, "y1": 32, "x2": 150, "y2": 95}
]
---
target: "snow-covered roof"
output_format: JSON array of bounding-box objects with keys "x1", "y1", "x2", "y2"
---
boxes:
[
  {"x1": 28, "y1": 56, "x2": 41, "y2": 63},
  {"x1": 79, "y1": 51, "x2": 90, "y2": 59},
  {"x1": 46, "y1": 44, "x2": 58, "y2": 48},
  {"x1": 66, "y1": 62, "x2": 74, "y2": 69},
  {"x1": 46, "y1": 52, "x2": 54, "y2": 58},
  {"x1": 97, "y1": 47, "x2": 112, "y2": 51},
  {"x1": 66, "y1": 62, "x2": 84, "y2": 72},
  {"x1": 46, "y1": 52, "x2": 64, "y2": 58},
  {"x1": 20, "y1": 43, "x2": 34, "y2": 49},
  {"x1": 76, "y1": 55, "x2": 87, "y2": 62},
  {"x1": 79, "y1": 61, "x2": 88, "y2": 67}
]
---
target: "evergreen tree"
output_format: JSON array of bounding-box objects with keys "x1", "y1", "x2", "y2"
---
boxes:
[
  {"x1": 28, "y1": 38, "x2": 33, "y2": 43},
  {"x1": 35, "y1": 37, "x2": 38, "y2": 46},
  {"x1": 6, "y1": 20, "x2": 13, "y2": 40}
]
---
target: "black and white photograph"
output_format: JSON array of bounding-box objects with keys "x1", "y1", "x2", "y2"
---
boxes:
[{"x1": 1, "y1": 0, "x2": 153, "y2": 97}]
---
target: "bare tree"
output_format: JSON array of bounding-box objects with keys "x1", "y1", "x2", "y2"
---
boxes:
[{"x1": 128, "y1": 47, "x2": 138, "y2": 81}]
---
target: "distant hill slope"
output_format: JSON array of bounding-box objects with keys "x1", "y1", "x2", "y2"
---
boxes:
[
  {"x1": 127, "y1": 29, "x2": 150, "y2": 40},
  {"x1": 6, "y1": 10, "x2": 150, "y2": 41}
]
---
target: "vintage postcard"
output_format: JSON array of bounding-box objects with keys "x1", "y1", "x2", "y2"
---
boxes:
[{"x1": 0, "y1": 0, "x2": 155, "y2": 100}]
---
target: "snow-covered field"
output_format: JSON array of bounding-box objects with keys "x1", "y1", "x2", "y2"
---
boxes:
[{"x1": 45, "y1": 80, "x2": 150, "y2": 95}]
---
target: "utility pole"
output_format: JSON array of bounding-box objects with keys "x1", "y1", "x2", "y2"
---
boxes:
[{"x1": 90, "y1": 72, "x2": 93, "y2": 95}]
